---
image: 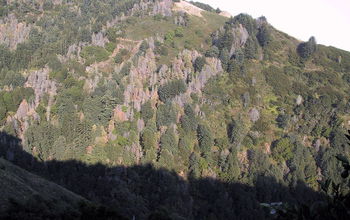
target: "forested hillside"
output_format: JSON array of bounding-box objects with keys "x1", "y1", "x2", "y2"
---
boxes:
[{"x1": 0, "y1": 0, "x2": 350, "y2": 219}]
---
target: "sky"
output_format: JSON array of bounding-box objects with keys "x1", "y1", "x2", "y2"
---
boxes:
[{"x1": 196, "y1": 0, "x2": 350, "y2": 52}]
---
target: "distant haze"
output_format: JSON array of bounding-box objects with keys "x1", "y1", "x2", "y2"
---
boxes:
[{"x1": 196, "y1": 0, "x2": 350, "y2": 52}]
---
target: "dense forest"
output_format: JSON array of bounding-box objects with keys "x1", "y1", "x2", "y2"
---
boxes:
[{"x1": 0, "y1": 0, "x2": 350, "y2": 219}]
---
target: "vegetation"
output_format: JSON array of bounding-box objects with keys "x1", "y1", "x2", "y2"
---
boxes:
[
  {"x1": 158, "y1": 79, "x2": 187, "y2": 102},
  {"x1": 257, "y1": 24, "x2": 271, "y2": 47},
  {"x1": 156, "y1": 103, "x2": 177, "y2": 128},
  {"x1": 0, "y1": 0, "x2": 349, "y2": 219},
  {"x1": 193, "y1": 56, "x2": 206, "y2": 72},
  {"x1": 81, "y1": 46, "x2": 110, "y2": 65},
  {"x1": 297, "y1": 36, "x2": 317, "y2": 59},
  {"x1": 190, "y1": 2, "x2": 215, "y2": 12}
]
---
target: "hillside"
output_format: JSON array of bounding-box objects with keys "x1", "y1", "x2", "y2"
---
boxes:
[
  {"x1": 0, "y1": 0, "x2": 350, "y2": 219},
  {"x1": 0, "y1": 157, "x2": 125, "y2": 219},
  {"x1": 0, "y1": 158, "x2": 82, "y2": 214}
]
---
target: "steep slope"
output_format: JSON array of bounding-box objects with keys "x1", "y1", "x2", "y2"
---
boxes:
[
  {"x1": 0, "y1": 0, "x2": 350, "y2": 219},
  {"x1": 0, "y1": 157, "x2": 125, "y2": 219},
  {"x1": 0, "y1": 158, "x2": 83, "y2": 218}
]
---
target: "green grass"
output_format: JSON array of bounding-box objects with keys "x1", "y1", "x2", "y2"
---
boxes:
[
  {"x1": 125, "y1": 16, "x2": 177, "y2": 40},
  {"x1": 124, "y1": 12, "x2": 228, "y2": 65},
  {"x1": 80, "y1": 46, "x2": 111, "y2": 66}
]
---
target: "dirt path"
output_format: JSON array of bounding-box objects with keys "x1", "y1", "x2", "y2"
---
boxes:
[{"x1": 87, "y1": 38, "x2": 143, "y2": 72}]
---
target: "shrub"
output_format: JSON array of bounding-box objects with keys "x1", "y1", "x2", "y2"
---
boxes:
[
  {"x1": 139, "y1": 40, "x2": 149, "y2": 53},
  {"x1": 115, "y1": 48, "x2": 129, "y2": 64},
  {"x1": 264, "y1": 66, "x2": 291, "y2": 97},
  {"x1": 174, "y1": 27, "x2": 184, "y2": 38},
  {"x1": 119, "y1": 62, "x2": 131, "y2": 76},
  {"x1": 106, "y1": 27, "x2": 118, "y2": 42},
  {"x1": 114, "y1": 53, "x2": 123, "y2": 64},
  {"x1": 155, "y1": 41, "x2": 168, "y2": 56},
  {"x1": 105, "y1": 42, "x2": 116, "y2": 53},
  {"x1": 164, "y1": 31, "x2": 175, "y2": 44}
]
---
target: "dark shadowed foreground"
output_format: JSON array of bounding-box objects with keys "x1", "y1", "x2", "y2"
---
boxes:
[{"x1": 0, "y1": 132, "x2": 346, "y2": 220}]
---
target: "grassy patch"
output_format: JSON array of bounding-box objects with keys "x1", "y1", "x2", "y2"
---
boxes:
[{"x1": 80, "y1": 46, "x2": 110, "y2": 66}]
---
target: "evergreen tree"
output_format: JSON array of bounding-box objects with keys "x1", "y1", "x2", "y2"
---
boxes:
[
  {"x1": 297, "y1": 36, "x2": 317, "y2": 59},
  {"x1": 219, "y1": 48, "x2": 230, "y2": 71},
  {"x1": 193, "y1": 56, "x2": 206, "y2": 72},
  {"x1": 197, "y1": 124, "x2": 213, "y2": 155},
  {"x1": 257, "y1": 24, "x2": 271, "y2": 47}
]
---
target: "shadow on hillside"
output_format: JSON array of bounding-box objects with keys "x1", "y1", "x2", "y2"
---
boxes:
[{"x1": 0, "y1": 132, "x2": 328, "y2": 219}]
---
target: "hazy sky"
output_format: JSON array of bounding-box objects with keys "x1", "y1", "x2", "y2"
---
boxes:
[{"x1": 196, "y1": 0, "x2": 350, "y2": 52}]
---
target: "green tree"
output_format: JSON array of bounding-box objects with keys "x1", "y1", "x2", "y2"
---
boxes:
[
  {"x1": 244, "y1": 37, "x2": 258, "y2": 59},
  {"x1": 205, "y1": 46, "x2": 220, "y2": 58},
  {"x1": 219, "y1": 48, "x2": 230, "y2": 70},
  {"x1": 276, "y1": 114, "x2": 290, "y2": 129},
  {"x1": 193, "y1": 56, "x2": 206, "y2": 72},
  {"x1": 227, "y1": 120, "x2": 243, "y2": 146},
  {"x1": 230, "y1": 13, "x2": 257, "y2": 35},
  {"x1": 158, "y1": 80, "x2": 186, "y2": 102},
  {"x1": 178, "y1": 134, "x2": 193, "y2": 162},
  {"x1": 272, "y1": 138, "x2": 293, "y2": 163},
  {"x1": 160, "y1": 127, "x2": 177, "y2": 154},
  {"x1": 197, "y1": 124, "x2": 213, "y2": 155},
  {"x1": 0, "y1": 96, "x2": 6, "y2": 121},
  {"x1": 156, "y1": 103, "x2": 177, "y2": 128},
  {"x1": 297, "y1": 36, "x2": 317, "y2": 59},
  {"x1": 141, "y1": 128, "x2": 157, "y2": 152},
  {"x1": 220, "y1": 150, "x2": 240, "y2": 182},
  {"x1": 141, "y1": 101, "x2": 154, "y2": 123},
  {"x1": 257, "y1": 24, "x2": 271, "y2": 47},
  {"x1": 180, "y1": 104, "x2": 198, "y2": 132},
  {"x1": 189, "y1": 152, "x2": 201, "y2": 178}
]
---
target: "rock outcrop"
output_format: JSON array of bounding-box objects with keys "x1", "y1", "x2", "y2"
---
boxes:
[
  {"x1": 153, "y1": 0, "x2": 173, "y2": 17},
  {"x1": 173, "y1": 0, "x2": 203, "y2": 17},
  {"x1": 11, "y1": 99, "x2": 39, "y2": 139},
  {"x1": 229, "y1": 24, "x2": 249, "y2": 56},
  {"x1": 24, "y1": 67, "x2": 57, "y2": 116},
  {"x1": 248, "y1": 108, "x2": 260, "y2": 122},
  {"x1": 188, "y1": 57, "x2": 223, "y2": 94},
  {"x1": 0, "y1": 14, "x2": 31, "y2": 50},
  {"x1": 92, "y1": 32, "x2": 109, "y2": 47}
]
